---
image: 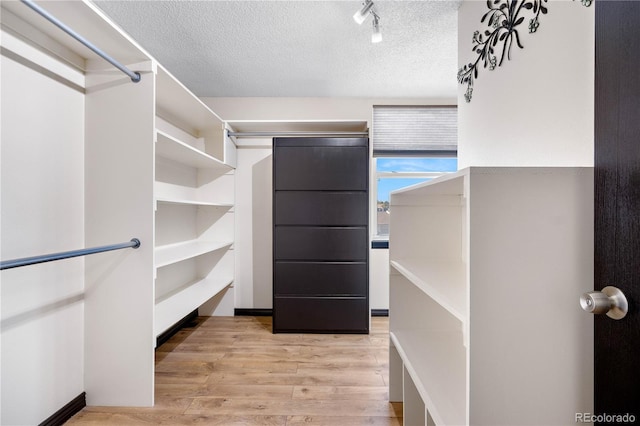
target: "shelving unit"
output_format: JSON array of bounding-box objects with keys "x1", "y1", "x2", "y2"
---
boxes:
[
  {"x1": 153, "y1": 65, "x2": 236, "y2": 338},
  {"x1": 389, "y1": 167, "x2": 594, "y2": 425},
  {"x1": 0, "y1": 0, "x2": 236, "y2": 409}
]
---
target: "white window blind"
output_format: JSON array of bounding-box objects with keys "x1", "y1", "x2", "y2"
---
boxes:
[{"x1": 372, "y1": 106, "x2": 457, "y2": 156}]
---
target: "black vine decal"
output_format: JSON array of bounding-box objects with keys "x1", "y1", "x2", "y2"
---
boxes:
[{"x1": 458, "y1": 0, "x2": 592, "y2": 103}]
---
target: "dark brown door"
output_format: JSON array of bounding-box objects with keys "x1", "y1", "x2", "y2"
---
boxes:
[{"x1": 594, "y1": 1, "x2": 640, "y2": 420}]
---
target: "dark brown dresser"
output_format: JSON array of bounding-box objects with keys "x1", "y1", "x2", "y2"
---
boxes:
[{"x1": 272, "y1": 137, "x2": 369, "y2": 333}]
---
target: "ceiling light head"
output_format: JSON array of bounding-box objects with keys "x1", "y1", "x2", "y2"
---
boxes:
[
  {"x1": 371, "y1": 13, "x2": 382, "y2": 43},
  {"x1": 353, "y1": 0, "x2": 374, "y2": 25}
]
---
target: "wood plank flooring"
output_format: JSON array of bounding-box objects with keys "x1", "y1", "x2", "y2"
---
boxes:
[{"x1": 67, "y1": 316, "x2": 402, "y2": 425}]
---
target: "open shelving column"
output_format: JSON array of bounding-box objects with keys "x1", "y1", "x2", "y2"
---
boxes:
[
  {"x1": 388, "y1": 167, "x2": 594, "y2": 425},
  {"x1": 154, "y1": 65, "x2": 236, "y2": 340},
  {"x1": 389, "y1": 172, "x2": 467, "y2": 426}
]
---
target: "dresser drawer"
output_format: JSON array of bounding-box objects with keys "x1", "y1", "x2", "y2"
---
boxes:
[
  {"x1": 274, "y1": 261, "x2": 367, "y2": 296},
  {"x1": 274, "y1": 146, "x2": 368, "y2": 191},
  {"x1": 273, "y1": 297, "x2": 369, "y2": 333},
  {"x1": 274, "y1": 227, "x2": 368, "y2": 261},
  {"x1": 275, "y1": 191, "x2": 368, "y2": 226}
]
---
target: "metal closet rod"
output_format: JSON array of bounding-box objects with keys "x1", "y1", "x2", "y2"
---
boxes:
[
  {"x1": 20, "y1": 0, "x2": 141, "y2": 83},
  {"x1": 227, "y1": 131, "x2": 370, "y2": 138},
  {"x1": 0, "y1": 238, "x2": 141, "y2": 271}
]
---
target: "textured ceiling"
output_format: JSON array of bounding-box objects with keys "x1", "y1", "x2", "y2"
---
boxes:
[{"x1": 95, "y1": 0, "x2": 462, "y2": 98}]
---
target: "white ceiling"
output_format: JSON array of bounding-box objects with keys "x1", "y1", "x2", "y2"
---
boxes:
[{"x1": 94, "y1": 0, "x2": 462, "y2": 98}]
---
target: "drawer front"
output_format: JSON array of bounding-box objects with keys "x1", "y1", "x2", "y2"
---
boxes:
[
  {"x1": 273, "y1": 297, "x2": 369, "y2": 333},
  {"x1": 274, "y1": 227, "x2": 368, "y2": 261},
  {"x1": 274, "y1": 261, "x2": 367, "y2": 296},
  {"x1": 274, "y1": 191, "x2": 368, "y2": 226},
  {"x1": 274, "y1": 146, "x2": 368, "y2": 190}
]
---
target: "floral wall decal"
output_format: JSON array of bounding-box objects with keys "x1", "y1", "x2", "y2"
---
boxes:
[{"x1": 458, "y1": 0, "x2": 592, "y2": 103}]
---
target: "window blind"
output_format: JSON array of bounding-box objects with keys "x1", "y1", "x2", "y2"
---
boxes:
[{"x1": 372, "y1": 106, "x2": 457, "y2": 156}]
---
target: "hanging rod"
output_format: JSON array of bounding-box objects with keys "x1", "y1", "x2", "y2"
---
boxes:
[
  {"x1": 227, "y1": 131, "x2": 369, "y2": 138},
  {"x1": 0, "y1": 238, "x2": 141, "y2": 271},
  {"x1": 20, "y1": 0, "x2": 141, "y2": 83}
]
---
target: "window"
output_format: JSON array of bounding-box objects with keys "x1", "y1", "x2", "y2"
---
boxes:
[
  {"x1": 375, "y1": 157, "x2": 457, "y2": 236},
  {"x1": 372, "y1": 106, "x2": 458, "y2": 237}
]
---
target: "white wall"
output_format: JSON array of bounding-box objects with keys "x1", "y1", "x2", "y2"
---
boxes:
[
  {"x1": 456, "y1": 0, "x2": 595, "y2": 418},
  {"x1": 1, "y1": 45, "x2": 85, "y2": 425},
  {"x1": 457, "y1": 0, "x2": 594, "y2": 168},
  {"x1": 370, "y1": 248, "x2": 390, "y2": 310},
  {"x1": 202, "y1": 97, "x2": 455, "y2": 310},
  {"x1": 232, "y1": 139, "x2": 273, "y2": 309}
]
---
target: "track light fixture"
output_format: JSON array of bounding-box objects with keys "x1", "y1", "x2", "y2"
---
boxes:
[
  {"x1": 371, "y1": 12, "x2": 382, "y2": 43},
  {"x1": 353, "y1": 0, "x2": 374, "y2": 25},
  {"x1": 353, "y1": 0, "x2": 382, "y2": 43}
]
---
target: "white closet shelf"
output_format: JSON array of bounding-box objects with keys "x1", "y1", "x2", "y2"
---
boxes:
[
  {"x1": 154, "y1": 275, "x2": 233, "y2": 337},
  {"x1": 390, "y1": 330, "x2": 466, "y2": 426},
  {"x1": 156, "y1": 197, "x2": 233, "y2": 208},
  {"x1": 390, "y1": 259, "x2": 466, "y2": 323},
  {"x1": 155, "y1": 240, "x2": 233, "y2": 268},
  {"x1": 153, "y1": 181, "x2": 233, "y2": 206},
  {"x1": 156, "y1": 130, "x2": 231, "y2": 170},
  {"x1": 155, "y1": 65, "x2": 224, "y2": 133},
  {"x1": 392, "y1": 170, "x2": 465, "y2": 197}
]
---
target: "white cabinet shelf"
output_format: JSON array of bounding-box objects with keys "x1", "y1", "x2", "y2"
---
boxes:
[
  {"x1": 155, "y1": 240, "x2": 233, "y2": 269},
  {"x1": 390, "y1": 330, "x2": 466, "y2": 426},
  {"x1": 156, "y1": 130, "x2": 230, "y2": 171},
  {"x1": 390, "y1": 259, "x2": 465, "y2": 323},
  {"x1": 156, "y1": 197, "x2": 233, "y2": 208},
  {"x1": 155, "y1": 275, "x2": 233, "y2": 337},
  {"x1": 389, "y1": 167, "x2": 594, "y2": 425},
  {"x1": 155, "y1": 65, "x2": 225, "y2": 142},
  {"x1": 154, "y1": 180, "x2": 233, "y2": 207}
]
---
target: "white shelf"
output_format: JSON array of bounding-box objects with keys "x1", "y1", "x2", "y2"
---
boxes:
[
  {"x1": 155, "y1": 65, "x2": 224, "y2": 132},
  {"x1": 226, "y1": 119, "x2": 369, "y2": 134},
  {"x1": 390, "y1": 330, "x2": 466, "y2": 426},
  {"x1": 155, "y1": 240, "x2": 233, "y2": 268},
  {"x1": 156, "y1": 197, "x2": 233, "y2": 208},
  {"x1": 390, "y1": 259, "x2": 466, "y2": 323},
  {"x1": 156, "y1": 130, "x2": 230, "y2": 170},
  {"x1": 391, "y1": 169, "x2": 465, "y2": 197},
  {"x1": 155, "y1": 275, "x2": 233, "y2": 336},
  {"x1": 154, "y1": 181, "x2": 233, "y2": 206}
]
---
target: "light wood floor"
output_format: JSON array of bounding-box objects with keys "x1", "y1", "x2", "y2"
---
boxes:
[{"x1": 67, "y1": 316, "x2": 402, "y2": 425}]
